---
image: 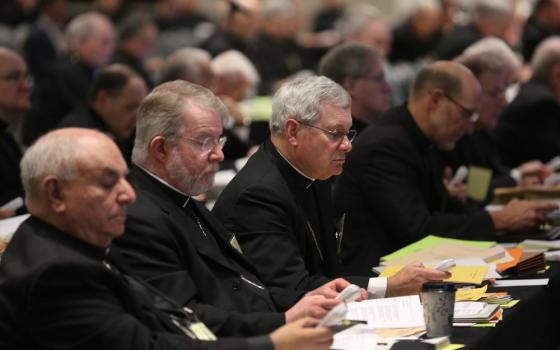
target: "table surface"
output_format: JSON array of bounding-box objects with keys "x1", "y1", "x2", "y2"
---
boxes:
[{"x1": 451, "y1": 262, "x2": 560, "y2": 350}]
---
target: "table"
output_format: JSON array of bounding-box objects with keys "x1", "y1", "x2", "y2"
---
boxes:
[{"x1": 451, "y1": 262, "x2": 560, "y2": 350}]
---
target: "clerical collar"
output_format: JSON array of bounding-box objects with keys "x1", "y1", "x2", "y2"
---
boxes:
[
  {"x1": 137, "y1": 165, "x2": 191, "y2": 208},
  {"x1": 275, "y1": 148, "x2": 315, "y2": 189}
]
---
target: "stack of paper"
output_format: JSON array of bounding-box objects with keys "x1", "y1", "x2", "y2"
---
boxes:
[
  {"x1": 345, "y1": 295, "x2": 425, "y2": 329},
  {"x1": 379, "y1": 265, "x2": 489, "y2": 285},
  {"x1": 500, "y1": 252, "x2": 545, "y2": 276},
  {"x1": 453, "y1": 302, "x2": 501, "y2": 324}
]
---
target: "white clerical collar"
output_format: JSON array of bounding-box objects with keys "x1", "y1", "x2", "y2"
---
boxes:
[
  {"x1": 275, "y1": 149, "x2": 315, "y2": 188},
  {"x1": 137, "y1": 165, "x2": 191, "y2": 208}
]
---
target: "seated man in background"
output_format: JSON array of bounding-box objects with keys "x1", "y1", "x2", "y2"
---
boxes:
[
  {"x1": 439, "y1": 46, "x2": 551, "y2": 204},
  {"x1": 115, "y1": 81, "x2": 350, "y2": 338},
  {"x1": 213, "y1": 75, "x2": 448, "y2": 296},
  {"x1": 333, "y1": 61, "x2": 557, "y2": 275},
  {"x1": 496, "y1": 37, "x2": 560, "y2": 167},
  {"x1": 0, "y1": 48, "x2": 32, "y2": 215},
  {"x1": 58, "y1": 63, "x2": 148, "y2": 163},
  {"x1": 0, "y1": 127, "x2": 332, "y2": 350}
]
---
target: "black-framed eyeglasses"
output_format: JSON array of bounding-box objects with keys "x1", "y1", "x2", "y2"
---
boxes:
[
  {"x1": 0, "y1": 70, "x2": 33, "y2": 85},
  {"x1": 442, "y1": 92, "x2": 478, "y2": 123},
  {"x1": 296, "y1": 120, "x2": 356, "y2": 144},
  {"x1": 182, "y1": 135, "x2": 227, "y2": 153}
]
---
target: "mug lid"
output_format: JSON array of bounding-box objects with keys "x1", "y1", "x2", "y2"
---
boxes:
[{"x1": 421, "y1": 282, "x2": 456, "y2": 292}]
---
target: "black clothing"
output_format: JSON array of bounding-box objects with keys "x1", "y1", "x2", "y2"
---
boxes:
[
  {"x1": 333, "y1": 105, "x2": 495, "y2": 275},
  {"x1": 390, "y1": 22, "x2": 441, "y2": 63},
  {"x1": 213, "y1": 140, "x2": 369, "y2": 290},
  {"x1": 115, "y1": 166, "x2": 291, "y2": 337},
  {"x1": 521, "y1": 16, "x2": 560, "y2": 62},
  {"x1": 0, "y1": 215, "x2": 271, "y2": 350},
  {"x1": 112, "y1": 50, "x2": 154, "y2": 88},
  {"x1": 435, "y1": 24, "x2": 482, "y2": 60},
  {"x1": 495, "y1": 79, "x2": 560, "y2": 167},
  {"x1": 0, "y1": 120, "x2": 23, "y2": 206},
  {"x1": 22, "y1": 54, "x2": 95, "y2": 145}
]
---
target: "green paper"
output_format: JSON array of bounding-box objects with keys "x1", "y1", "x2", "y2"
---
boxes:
[
  {"x1": 381, "y1": 235, "x2": 495, "y2": 261},
  {"x1": 467, "y1": 166, "x2": 493, "y2": 201},
  {"x1": 472, "y1": 323, "x2": 496, "y2": 328}
]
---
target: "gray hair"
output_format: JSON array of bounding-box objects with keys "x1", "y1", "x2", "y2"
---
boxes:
[
  {"x1": 471, "y1": 0, "x2": 513, "y2": 19},
  {"x1": 318, "y1": 43, "x2": 382, "y2": 85},
  {"x1": 211, "y1": 50, "x2": 260, "y2": 87},
  {"x1": 531, "y1": 36, "x2": 560, "y2": 82},
  {"x1": 270, "y1": 76, "x2": 350, "y2": 135},
  {"x1": 394, "y1": 0, "x2": 441, "y2": 24},
  {"x1": 132, "y1": 80, "x2": 228, "y2": 165},
  {"x1": 464, "y1": 37, "x2": 520, "y2": 74},
  {"x1": 20, "y1": 130, "x2": 86, "y2": 199},
  {"x1": 455, "y1": 52, "x2": 506, "y2": 78},
  {"x1": 159, "y1": 48, "x2": 212, "y2": 85},
  {"x1": 336, "y1": 3, "x2": 383, "y2": 39},
  {"x1": 261, "y1": 0, "x2": 295, "y2": 20},
  {"x1": 66, "y1": 12, "x2": 111, "y2": 50}
]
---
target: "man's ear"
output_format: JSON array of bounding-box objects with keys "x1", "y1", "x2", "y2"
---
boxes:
[
  {"x1": 148, "y1": 136, "x2": 169, "y2": 164},
  {"x1": 342, "y1": 76, "x2": 357, "y2": 96},
  {"x1": 284, "y1": 118, "x2": 300, "y2": 146},
  {"x1": 43, "y1": 176, "x2": 66, "y2": 213},
  {"x1": 427, "y1": 88, "x2": 444, "y2": 111}
]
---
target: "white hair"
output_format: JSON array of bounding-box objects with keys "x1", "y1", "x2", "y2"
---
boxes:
[
  {"x1": 270, "y1": 75, "x2": 350, "y2": 135},
  {"x1": 159, "y1": 48, "x2": 212, "y2": 84},
  {"x1": 470, "y1": 0, "x2": 513, "y2": 19},
  {"x1": 132, "y1": 81, "x2": 228, "y2": 165},
  {"x1": 66, "y1": 12, "x2": 111, "y2": 50},
  {"x1": 336, "y1": 3, "x2": 383, "y2": 39},
  {"x1": 211, "y1": 50, "x2": 260, "y2": 88},
  {"x1": 531, "y1": 36, "x2": 560, "y2": 82},
  {"x1": 464, "y1": 37, "x2": 521, "y2": 73},
  {"x1": 394, "y1": 0, "x2": 441, "y2": 24},
  {"x1": 261, "y1": 0, "x2": 295, "y2": 20}
]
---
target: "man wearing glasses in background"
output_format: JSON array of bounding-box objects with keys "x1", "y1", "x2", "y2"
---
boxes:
[
  {"x1": 213, "y1": 75, "x2": 448, "y2": 298},
  {"x1": 0, "y1": 47, "x2": 33, "y2": 218},
  {"x1": 332, "y1": 61, "x2": 557, "y2": 276}
]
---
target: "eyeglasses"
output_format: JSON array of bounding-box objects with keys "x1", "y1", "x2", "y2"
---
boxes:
[
  {"x1": 182, "y1": 135, "x2": 227, "y2": 153},
  {"x1": 296, "y1": 120, "x2": 357, "y2": 144},
  {"x1": 0, "y1": 70, "x2": 33, "y2": 85},
  {"x1": 442, "y1": 92, "x2": 478, "y2": 123}
]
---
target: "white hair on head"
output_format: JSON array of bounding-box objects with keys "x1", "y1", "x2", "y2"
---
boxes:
[
  {"x1": 531, "y1": 36, "x2": 560, "y2": 82},
  {"x1": 336, "y1": 3, "x2": 383, "y2": 39},
  {"x1": 159, "y1": 48, "x2": 211, "y2": 84},
  {"x1": 269, "y1": 75, "x2": 350, "y2": 136},
  {"x1": 66, "y1": 12, "x2": 112, "y2": 50},
  {"x1": 211, "y1": 50, "x2": 260, "y2": 87},
  {"x1": 464, "y1": 37, "x2": 521, "y2": 72}
]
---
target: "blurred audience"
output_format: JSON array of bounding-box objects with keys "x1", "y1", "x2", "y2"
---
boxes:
[{"x1": 521, "y1": 0, "x2": 560, "y2": 62}]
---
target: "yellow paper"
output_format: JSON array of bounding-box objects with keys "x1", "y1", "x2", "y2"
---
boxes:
[
  {"x1": 380, "y1": 265, "x2": 488, "y2": 284},
  {"x1": 500, "y1": 300, "x2": 520, "y2": 309},
  {"x1": 441, "y1": 345, "x2": 465, "y2": 350},
  {"x1": 455, "y1": 285, "x2": 488, "y2": 301},
  {"x1": 467, "y1": 166, "x2": 493, "y2": 201}
]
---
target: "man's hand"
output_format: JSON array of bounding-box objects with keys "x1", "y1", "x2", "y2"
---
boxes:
[
  {"x1": 306, "y1": 278, "x2": 367, "y2": 300},
  {"x1": 490, "y1": 199, "x2": 558, "y2": 232},
  {"x1": 386, "y1": 263, "x2": 451, "y2": 297},
  {"x1": 517, "y1": 160, "x2": 553, "y2": 185},
  {"x1": 0, "y1": 209, "x2": 15, "y2": 219},
  {"x1": 285, "y1": 295, "x2": 341, "y2": 322},
  {"x1": 270, "y1": 317, "x2": 333, "y2": 350},
  {"x1": 443, "y1": 166, "x2": 467, "y2": 203}
]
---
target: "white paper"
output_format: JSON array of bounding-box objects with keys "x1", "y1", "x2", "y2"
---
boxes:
[
  {"x1": 0, "y1": 213, "x2": 30, "y2": 242},
  {"x1": 522, "y1": 239, "x2": 560, "y2": 250},
  {"x1": 345, "y1": 295, "x2": 425, "y2": 329},
  {"x1": 330, "y1": 324, "x2": 382, "y2": 350},
  {"x1": 454, "y1": 302, "x2": 486, "y2": 317},
  {"x1": 213, "y1": 170, "x2": 237, "y2": 188},
  {"x1": 493, "y1": 278, "x2": 549, "y2": 287},
  {"x1": 0, "y1": 197, "x2": 24, "y2": 211}
]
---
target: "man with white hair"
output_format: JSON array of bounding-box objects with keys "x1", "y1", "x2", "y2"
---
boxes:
[
  {"x1": 159, "y1": 47, "x2": 215, "y2": 88},
  {"x1": 115, "y1": 80, "x2": 352, "y2": 338},
  {"x1": 213, "y1": 75, "x2": 449, "y2": 296},
  {"x1": 496, "y1": 36, "x2": 560, "y2": 167},
  {"x1": 0, "y1": 127, "x2": 333, "y2": 350},
  {"x1": 22, "y1": 11, "x2": 115, "y2": 145}
]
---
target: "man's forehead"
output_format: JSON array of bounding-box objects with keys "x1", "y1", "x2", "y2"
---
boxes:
[{"x1": 317, "y1": 104, "x2": 352, "y2": 126}]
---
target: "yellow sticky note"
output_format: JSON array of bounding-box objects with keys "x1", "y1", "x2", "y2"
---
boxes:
[
  {"x1": 467, "y1": 166, "x2": 493, "y2": 201},
  {"x1": 380, "y1": 265, "x2": 488, "y2": 285},
  {"x1": 455, "y1": 285, "x2": 488, "y2": 301}
]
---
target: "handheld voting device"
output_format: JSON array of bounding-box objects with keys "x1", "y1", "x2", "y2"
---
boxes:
[
  {"x1": 434, "y1": 259, "x2": 456, "y2": 272},
  {"x1": 336, "y1": 284, "x2": 361, "y2": 303},
  {"x1": 317, "y1": 303, "x2": 347, "y2": 327}
]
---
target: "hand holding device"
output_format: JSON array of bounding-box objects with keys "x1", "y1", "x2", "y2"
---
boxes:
[
  {"x1": 335, "y1": 284, "x2": 361, "y2": 303},
  {"x1": 433, "y1": 259, "x2": 456, "y2": 272},
  {"x1": 317, "y1": 303, "x2": 347, "y2": 328}
]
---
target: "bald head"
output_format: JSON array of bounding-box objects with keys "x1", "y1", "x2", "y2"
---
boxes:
[
  {"x1": 411, "y1": 61, "x2": 480, "y2": 102},
  {"x1": 21, "y1": 128, "x2": 135, "y2": 247}
]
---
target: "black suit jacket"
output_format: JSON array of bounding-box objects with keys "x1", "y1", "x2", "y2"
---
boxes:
[
  {"x1": 22, "y1": 54, "x2": 94, "y2": 145},
  {"x1": 0, "y1": 121, "x2": 23, "y2": 206},
  {"x1": 495, "y1": 79, "x2": 560, "y2": 167},
  {"x1": 0, "y1": 216, "x2": 266, "y2": 350},
  {"x1": 115, "y1": 166, "x2": 287, "y2": 337},
  {"x1": 435, "y1": 24, "x2": 482, "y2": 60},
  {"x1": 333, "y1": 105, "x2": 495, "y2": 275},
  {"x1": 213, "y1": 140, "x2": 368, "y2": 291}
]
